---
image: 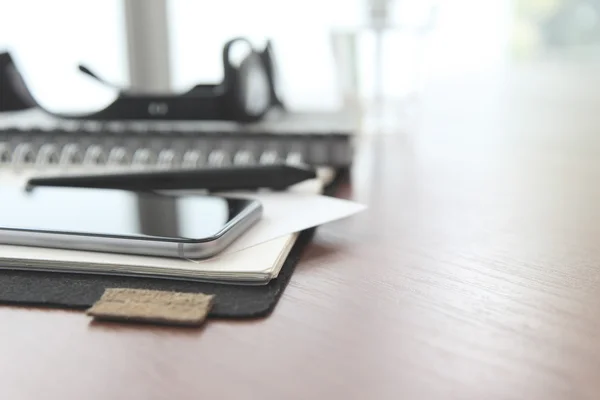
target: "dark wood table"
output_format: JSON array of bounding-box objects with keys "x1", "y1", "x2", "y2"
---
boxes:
[{"x1": 3, "y1": 62, "x2": 600, "y2": 400}]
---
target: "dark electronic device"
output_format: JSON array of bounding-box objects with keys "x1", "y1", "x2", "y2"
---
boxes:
[{"x1": 0, "y1": 186, "x2": 262, "y2": 259}]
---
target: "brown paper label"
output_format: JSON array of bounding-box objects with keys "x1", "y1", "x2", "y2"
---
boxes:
[{"x1": 86, "y1": 288, "x2": 214, "y2": 326}]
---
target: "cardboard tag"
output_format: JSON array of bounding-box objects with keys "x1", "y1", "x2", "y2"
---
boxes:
[{"x1": 86, "y1": 288, "x2": 214, "y2": 326}]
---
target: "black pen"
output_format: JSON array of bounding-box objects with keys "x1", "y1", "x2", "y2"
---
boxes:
[{"x1": 26, "y1": 164, "x2": 317, "y2": 192}]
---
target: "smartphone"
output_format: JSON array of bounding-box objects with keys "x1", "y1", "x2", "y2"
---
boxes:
[{"x1": 0, "y1": 186, "x2": 262, "y2": 259}]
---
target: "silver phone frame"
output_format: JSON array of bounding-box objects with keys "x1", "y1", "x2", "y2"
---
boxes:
[{"x1": 0, "y1": 198, "x2": 262, "y2": 259}]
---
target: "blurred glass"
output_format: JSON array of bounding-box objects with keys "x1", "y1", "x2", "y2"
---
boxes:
[
  {"x1": 330, "y1": 0, "x2": 439, "y2": 133},
  {"x1": 331, "y1": 0, "x2": 437, "y2": 98}
]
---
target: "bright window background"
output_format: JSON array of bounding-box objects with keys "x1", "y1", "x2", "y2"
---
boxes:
[
  {"x1": 0, "y1": 0, "x2": 127, "y2": 113},
  {"x1": 0, "y1": 0, "x2": 515, "y2": 113}
]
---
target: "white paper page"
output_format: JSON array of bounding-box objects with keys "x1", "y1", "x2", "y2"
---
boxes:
[{"x1": 221, "y1": 191, "x2": 365, "y2": 255}]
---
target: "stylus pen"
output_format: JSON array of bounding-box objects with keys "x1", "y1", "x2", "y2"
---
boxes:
[{"x1": 26, "y1": 164, "x2": 317, "y2": 192}]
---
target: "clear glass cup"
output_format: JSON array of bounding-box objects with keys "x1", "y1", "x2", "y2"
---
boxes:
[{"x1": 330, "y1": 0, "x2": 438, "y2": 133}]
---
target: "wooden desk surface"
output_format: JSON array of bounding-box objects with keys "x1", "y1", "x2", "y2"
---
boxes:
[{"x1": 3, "y1": 63, "x2": 600, "y2": 400}]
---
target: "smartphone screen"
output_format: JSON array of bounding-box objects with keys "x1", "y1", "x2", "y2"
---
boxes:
[{"x1": 0, "y1": 186, "x2": 257, "y2": 242}]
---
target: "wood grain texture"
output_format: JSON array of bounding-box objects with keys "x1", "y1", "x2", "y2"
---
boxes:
[{"x1": 3, "y1": 62, "x2": 600, "y2": 400}]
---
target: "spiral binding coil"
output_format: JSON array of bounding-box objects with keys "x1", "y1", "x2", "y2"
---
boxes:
[{"x1": 0, "y1": 141, "x2": 306, "y2": 170}]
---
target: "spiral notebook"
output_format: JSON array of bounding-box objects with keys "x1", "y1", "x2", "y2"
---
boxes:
[{"x1": 0, "y1": 108, "x2": 355, "y2": 171}]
